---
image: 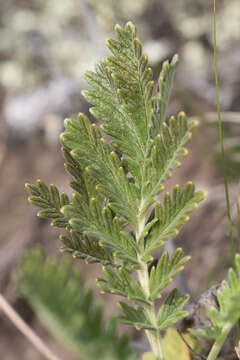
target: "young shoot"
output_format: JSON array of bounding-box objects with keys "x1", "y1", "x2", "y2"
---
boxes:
[{"x1": 26, "y1": 22, "x2": 206, "y2": 359}]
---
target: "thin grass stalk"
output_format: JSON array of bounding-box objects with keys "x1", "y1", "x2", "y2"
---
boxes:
[
  {"x1": 236, "y1": 205, "x2": 240, "y2": 341},
  {"x1": 237, "y1": 202, "x2": 240, "y2": 252},
  {"x1": 213, "y1": 0, "x2": 240, "y2": 342},
  {"x1": 213, "y1": 0, "x2": 235, "y2": 264}
]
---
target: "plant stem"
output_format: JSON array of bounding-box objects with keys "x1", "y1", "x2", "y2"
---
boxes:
[
  {"x1": 207, "y1": 323, "x2": 232, "y2": 360},
  {"x1": 213, "y1": 0, "x2": 240, "y2": 342},
  {"x1": 237, "y1": 202, "x2": 240, "y2": 253},
  {"x1": 213, "y1": 0, "x2": 235, "y2": 266},
  {"x1": 136, "y1": 211, "x2": 164, "y2": 360},
  {"x1": 137, "y1": 261, "x2": 164, "y2": 360},
  {"x1": 0, "y1": 294, "x2": 63, "y2": 360}
]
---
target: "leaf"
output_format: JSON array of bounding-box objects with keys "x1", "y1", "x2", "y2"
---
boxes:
[
  {"x1": 97, "y1": 267, "x2": 150, "y2": 305},
  {"x1": 60, "y1": 231, "x2": 115, "y2": 267},
  {"x1": 61, "y1": 114, "x2": 137, "y2": 226},
  {"x1": 143, "y1": 183, "x2": 205, "y2": 257},
  {"x1": 83, "y1": 22, "x2": 153, "y2": 187},
  {"x1": 118, "y1": 302, "x2": 156, "y2": 331},
  {"x1": 62, "y1": 145, "x2": 97, "y2": 203},
  {"x1": 191, "y1": 253, "x2": 240, "y2": 341},
  {"x1": 152, "y1": 54, "x2": 180, "y2": 135},
  {"x1": 189, "y1": 327, "x2": 220, "y2": 340},
  {"x1": 157, "y1": 289, "x2": 189, "y2": 330},
  {"x1": 161, "y1": 328, "x2": 191, "y2": 360},
  {"x1": 26, "y1": 180, "x2": 70, "y2": 228},
  {"x1": 146, "y1": 113, "x2": 198, "y2": 200},
  {"x1": 62, "y1": 197, "x2": 139, "y2": 265},
  {"x1": 149, "y1": 249, "x2": 190, "y2": 299}
]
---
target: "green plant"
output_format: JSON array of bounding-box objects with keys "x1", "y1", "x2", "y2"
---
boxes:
[
  {"x1": 26, "y1": 22, "x2": 205, "y2": 360},
  {"x1": 187, "y1": 0, "x2": 240, "y2": 360},
  {"x1": 24, "y1": 14, "x2": 240, "y2": 360},
  {"x1": 213, "y1": 0, "x2": 235, "y2": 266},
  {"x1": 190, "y1": 253, "x2": 240, "y2": 360},
  {"x1": 142, "y1": 328, "x2": 198, "y2": 360},
  {"x1": 19, "y1": 247, "x2": 200, "y2": 360},
  {"x1": 187, "y1": 3, "x2": 240, "y2": 360},
  {"x1": 19, "y1": 247, "x2": 136, "y2": 360}
]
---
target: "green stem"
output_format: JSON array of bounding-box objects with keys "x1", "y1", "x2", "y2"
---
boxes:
[
  {"x1": 207, "y1": 323, "x2": 232, "y2": 360},
  {"x1": 237, "y1": 203, "x2": 240, "y2": 252},
  {"x1": 136, "y1": 211, "x2": 164, "y2": 360},
  {"x1": 213, "y1": 0, "x2": 240, "y2": 342},
  {"x1": 213, "y1": 0, "x2": 235, "y2": 265},
  {"x1": 212, "y1": 0, "x2": 240, "y2": 345},
  {"x1": 137, "y1": 261, "x2": 164, "y2": 360}
]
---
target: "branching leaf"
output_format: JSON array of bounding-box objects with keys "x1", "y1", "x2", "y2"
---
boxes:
[
  {"x1": 149, "y1": 249, "x2": 190, "y2": 299},
  {"x1": 62, "y1": 197, "x2": 139, "y2": 265},
  {"x1": 143, "y1": 183, "x2": 205, "y2": 257},
  {"x1": 62, "y1": 145, "x2": 99, "y2": 202},
  {"x1": 145, "y1": 113, "x2": 198, "y2": 201},
  {"x1": 26, "y1": 180, "x2": 70, "y2": 228},
  {"x1": 61, "y1": 114, "x2": 137, "y2": 226},
  {"x1": 83, "y1": 22, "x2": 153, "y2": 188},
  {"x1": 60, "y1": 231, "x2": 115, "y2": 267},
  {"x1": 152, "y1": 54, "x2": 179, "y2": 135},
  {"x1": 157, "y1": 289, "x2": 189, "y2": 330},
  {"x1": 118, "y1": 302, "x2": 156, "y2": 331},
  {"x1": 97, "y1": 267, "x2": 150, "y2": 305}
]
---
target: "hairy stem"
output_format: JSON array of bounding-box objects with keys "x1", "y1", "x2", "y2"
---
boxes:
[
  {"x1": 136, "y1": 215, "x2": 164, "y2": 360},
  {"x1": 207, "y1": 323, "x2": 232, "y2": 360},
  {"x1": 138, "y1": 262, "x2": 164, "y2": 360}
]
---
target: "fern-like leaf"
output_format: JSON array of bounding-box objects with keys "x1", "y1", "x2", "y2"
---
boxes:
[
  {"x1": 149, "y1": 249, "x2": 190, "y2": 300},
  {"x1": 146, "y1": 113, "x2": 198, "y2": 200},
  {"x1": 62, "y1": 196, "x2": 139, "y2": 264},
  {"x1": 156, "y1": 289, "x2": 189, "y2": 331},
  {"x1": 62, "y1": 145, "x2": 99, "y2": 202},
  {"x1": 118, "y1": 302, "x2": 156, "y2": 331},
  {"x1": 97, "y1": 267, "x2": 150, "y2": 305},
  {"x1": 61, "y1": 114, "x2": 138, "y2": 226},
  {"x1": 60, "y1": 231, "x2": 115, "y2": 266},
  {"x1": 152, "y1": 54, "x2": 179, "y2": 135},
  {"x1": 143, "y1": 182, "x2": 205, "y2": 258},
  {"x1": 83, "y1": 22, "x2": 153, "y2": 178},
  {"x1": 26, "y1": 180, "x2": 70, "y2": 228}
]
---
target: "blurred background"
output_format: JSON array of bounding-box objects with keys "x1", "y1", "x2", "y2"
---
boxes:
[{"x1": 0, "y1": 0, "x2": 240, "y2": 359}]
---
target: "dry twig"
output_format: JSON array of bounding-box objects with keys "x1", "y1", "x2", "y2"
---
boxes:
[{"x1": 0, "y1": 294, "x2": 63, "y2": 360}]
